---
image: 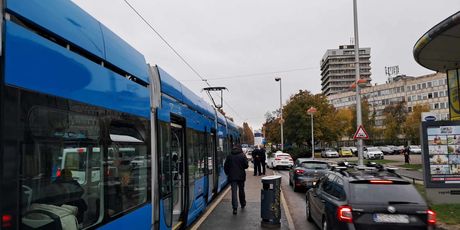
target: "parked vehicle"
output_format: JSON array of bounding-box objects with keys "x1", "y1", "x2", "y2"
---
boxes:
[
  {"x1": 306, "y1": 164, "x2": 436, "y2": 230},
  {"x1": 349, "y1": 146, "x2": 358, "y2": 156},
  {"x1": 321, "y1": 148, "x2": 339, "y2": 158},
  {"x1": 267, "y1": 151, "x2": 294, "y2": 169},
  {"x1": 392, "y1": 145, "x2": 405, "y2": 154},
  {"x1": 379, "y1": 146, "x2": 393, "y2": 155},
  {"x1": 289, "y1": 159, "x2": 330, "y2": 192},
  {"x1": 363, "y1": 147, "x2": 384, "y2": 159},
  {"x1": 339, "y1": 147, "x2": 353, "y2": 157},
  {"x1": 409, "y1": 145, "x2": 422, "y2": 154}
]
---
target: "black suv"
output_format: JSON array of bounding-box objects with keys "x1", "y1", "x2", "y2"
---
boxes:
[{"x1": 306, "y1": 163, "x2": 436, "y2": 230}]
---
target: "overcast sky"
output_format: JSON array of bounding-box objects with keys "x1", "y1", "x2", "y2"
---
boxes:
[{"x1": 72, "y1": 0, "x2": 459, "y2": 129}]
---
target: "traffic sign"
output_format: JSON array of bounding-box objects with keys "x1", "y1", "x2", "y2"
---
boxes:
[{"x1": 353, "y1": 125, "x2": 369, "y2": 139}]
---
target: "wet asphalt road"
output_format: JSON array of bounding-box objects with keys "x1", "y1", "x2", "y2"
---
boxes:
[{"x1": 274, "y1": 169, "x2": 319, "y2": 230}]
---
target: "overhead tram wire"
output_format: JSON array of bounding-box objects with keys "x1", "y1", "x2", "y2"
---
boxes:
[
  {"x1": 123, "y1": 0, "x2": 210, "y2": 86},
  {"x1": 183, "y1": 66, "x2": 318, "y2": 82},
  {"x1": 122, "y1": 0, "x2": 245, "y2": 120}
]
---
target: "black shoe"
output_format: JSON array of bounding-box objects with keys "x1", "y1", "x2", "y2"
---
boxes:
[
  {"x1": 233, "y1": 208, "x2": 237, "y2": 215},
  {"x1": 241, "y1": 204, "x2": 246, "y2": 209}
]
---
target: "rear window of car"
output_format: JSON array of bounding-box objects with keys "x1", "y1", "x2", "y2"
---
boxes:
[
  {"x1": 349, "y1": 183, "x2": 425, "y2": 204},
  {"x1": 301, "y1": 162, "x2": 328, "y2": 169}
]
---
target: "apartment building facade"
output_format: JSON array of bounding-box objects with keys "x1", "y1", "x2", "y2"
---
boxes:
[
  {"x1": 327, "y1": 73, "x2": 449, "y2": 128},
  {"x1": 320, "y1": 45, "x2": 372, "y2": 96}
]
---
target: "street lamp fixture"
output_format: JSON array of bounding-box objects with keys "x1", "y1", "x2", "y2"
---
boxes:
[
  {"x1": 307, "y1": 107, "x2": 317, "y2": 159},
  {"x1": 275, "y1": 77, "x2": 284, "y2": 150}
]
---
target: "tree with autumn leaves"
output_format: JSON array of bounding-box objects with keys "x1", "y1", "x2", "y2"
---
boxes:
[{"x1": 263, "y1": 90, "x2": 351, "y2": 147}]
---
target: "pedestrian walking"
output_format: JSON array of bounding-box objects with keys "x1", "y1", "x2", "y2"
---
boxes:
[
  {"x1": 252, "y1": 147, "x2": 261, "y2": 176},
  {"x1": 224, "y1": 145, "x2": 249, "y2": 215},
  {"x1": 404, "y1": 146, "x2": 410, "y2": 164},
  {"x1": 259, "y1": 145, "x2": 266, "y2": 175}
]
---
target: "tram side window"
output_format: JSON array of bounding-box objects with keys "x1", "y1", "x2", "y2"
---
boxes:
[
  {"x1": 20, "y1": 106, "x2": 102, "y2": 229},
  {"x1": 106, "y1": 124, "x2": 148, "y2": 217}
]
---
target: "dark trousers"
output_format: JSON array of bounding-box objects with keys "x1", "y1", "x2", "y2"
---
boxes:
[
  {"x1": 253, "y1": 159, "x2": 261, "y2": 175},
  {"x1": 231, "y1": 181, "x2": 246, "y2": 209},
  {"x1": 260, "y1": 161, "x2": 266, "y2": 175}
]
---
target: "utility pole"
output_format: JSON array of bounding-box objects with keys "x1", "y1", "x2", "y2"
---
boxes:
[
  {"x1": 275, "y1": 77, "x2": 284, "y2": 151},
  {"x1": 353, "y1": 0, "x2": 364, "y2": 166}
]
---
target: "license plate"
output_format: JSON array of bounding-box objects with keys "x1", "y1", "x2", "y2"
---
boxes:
[
  {"x1": 281, "y1": 161, "x2": 288, "y2": 163},
  {"x1": 373, "y1": 214, "x2": 409, "y2": 223}
]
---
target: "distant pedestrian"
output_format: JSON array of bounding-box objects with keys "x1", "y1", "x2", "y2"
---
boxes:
[
  {"x1": 224, "y1": 145, "x2": 249, "y2": 215},
  {"x1": 404, "y1": 146, "x2": 410, "y2": 164},
  {"x1": 259, "y1": 145, "x2": 266, "y2": 175},
  {"x1": 252, "y1": 147, "x2": 262, "y2": 176}
]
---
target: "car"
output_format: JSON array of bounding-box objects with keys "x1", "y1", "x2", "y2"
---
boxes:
[
  {"x1": 321, "y1": 148, "x2": 339, "y2": 158},
  {"x1": 289, "y1": 159, "x2": 330, "y2": 192},
  {"x1": 379, "y1": 146, "x2": 393, "y2": 155},
  {"x1": 306, "y1": 164, "x2": 436, "y2": 230},
  {"x1": 267, "y1": 151, "x2": 294, "y2": 169},
  {"x1": 339, "y1": 147, "x2": 353, "y2": 157},
  {"x1": 409, "y1": 145, "x2": 422, "y2": 154},
  {"x1": 392, "y1": 145, "x2": 405, "y2": 154},
  {"x1": 349, "y1": 146, "x2": 358, "y2": 156},
  {"x1": 245, "y1": 152, "x2": 253, "y2": 162},
  {"x1": 363, "y1": 147, "x2": 384, "y2": 159}
]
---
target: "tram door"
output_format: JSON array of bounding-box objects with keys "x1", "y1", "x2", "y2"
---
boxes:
[
  {"x1": 207, "y1": 130, "x2": 217, "y2": 202},
  {"x1": 171, "y1": 123, "x2": 186, "y2": 229}
]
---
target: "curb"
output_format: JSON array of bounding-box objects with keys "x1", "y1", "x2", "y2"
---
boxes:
[
  {"x1": 189, "y1": 186, "x2": 231, "y2": 230},
  {"x1": 273, "y1": 171, "x2": 296, "y2": 230}
]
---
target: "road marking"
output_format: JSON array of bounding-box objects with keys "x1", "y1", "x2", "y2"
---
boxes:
[
  {"x1": 189, "y1": 186, "x2": 231, "y2": 230},
  {"x1": 273, "y1": 170, "x2": 296, "y2": 230}
]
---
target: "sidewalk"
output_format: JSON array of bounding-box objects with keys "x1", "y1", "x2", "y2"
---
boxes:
[{"x1": 195, "y1": 167, "x2": 291, "y2": 230}]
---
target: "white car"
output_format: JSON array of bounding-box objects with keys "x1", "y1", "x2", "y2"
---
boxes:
[
  {"x1": 409, "y1": 145, "x2": 422, "y2": 154},
  {"x1": 267, "y1": 151, "x2": 294, "y2": 169},
  {"x1": 321, "y1": 148, "x2": 339, "y2": 158},
  {"x1": 364, "y1": 147, "x2": 384, "y2": 159}
]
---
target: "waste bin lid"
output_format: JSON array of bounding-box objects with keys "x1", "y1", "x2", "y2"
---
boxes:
[{"x1": 261, "y1": 175, "x2": 282, "y2": 181}]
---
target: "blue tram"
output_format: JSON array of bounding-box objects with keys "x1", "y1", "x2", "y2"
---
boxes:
[{"x1": 0, "y1": 0, "x2": 240, "y2": 229}]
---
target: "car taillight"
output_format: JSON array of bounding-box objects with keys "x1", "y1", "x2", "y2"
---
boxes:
[
  {"x1": 295, "y1": 169, "x2": 305, "y2": 175},
  {"x1": 2, "y1": 214, "x2": 12, "y2": 228},
  {"x1": 275, "y1": 158, "x2": 281, "y2": 160},
  {"x1": 288, "y1": 158, "x2": 293, "y2": 161},
  {"x1": 427, "y1": 209, "x2": 436, "y2": 225},
  {"x1": 337, "y1": 206, "x2": 353, "y2": 223}
]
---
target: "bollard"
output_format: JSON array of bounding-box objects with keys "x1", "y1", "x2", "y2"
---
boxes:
[{"x1": 261, "y1": 175, "x2": 282, "y2": 228}]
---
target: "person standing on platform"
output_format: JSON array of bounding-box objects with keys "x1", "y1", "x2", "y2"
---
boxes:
[
  {"x1": 252, "y1": 147, "x2": 261, "y2": 176},
  {"x1": 259, "y1": 145, "x2": 266, "y2": 175},
  {"x1": 224, "y1": 145, "x2": 249, "y2": 215}
]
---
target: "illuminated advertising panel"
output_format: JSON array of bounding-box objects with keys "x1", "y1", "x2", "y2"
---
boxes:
[{"x1": 422, "y1": 121, "x2": 460, "y2": 188}]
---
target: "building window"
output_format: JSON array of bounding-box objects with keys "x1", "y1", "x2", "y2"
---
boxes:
[
  {"x1": 433, "y1": 80, "x2": 439, "y2": 86},
  {"x1": 417, "y1": 84, "x2": 421, "y2": 90},
  {"x1": 434, "y1": 92, "x2": 439, "y2": 98},
  {"x1": 407, "y1": 86, "x2": 411, "y2": 91},
  {"x1": 408, "y1": 107, "x2": 412, "y2": 112},
  {"x1": 412, "y1": 85, "x2": 416, "y2": 91},
  {"x1": 428, "y1": 82, "x2": 432, "y2": 88},
  {"x1": 440, "y1": 102, "x2": 445, "y2": 109},
  {"x1": 439, "y1": 79, "x2": 444, "y2": 85},
  {"x1": 423, "y1": 94, "x2": 428, "y2": 100},
  {"x1": 434, "y1": 103, "x2": 439, "y2": 109},
  {"x1": 422, "y1": 83, "x2": 427, "y2": 89},
  {"x1": 428, "y1": 93, "x2": 433, "y2": 99},
  {"x1": 408, "y1": 96, "x2": 411, "y2": 102},
  {"x1": 440, "y1": 91, "x2": 445, "y2": 97},
  {"x1": 418, "y1": 95, "x2": 422, "y2": 100}
]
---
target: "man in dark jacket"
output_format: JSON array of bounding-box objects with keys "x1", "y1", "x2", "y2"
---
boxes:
[
  {"x1": 252, "y1": 147, "x2": 261, "y2": 176},
  {"x1": 224, "y1": 145, "x2": 249, "y2": 215},
  {"x1": 259, "y1": 145, "x2": 266, "y2": 175}
]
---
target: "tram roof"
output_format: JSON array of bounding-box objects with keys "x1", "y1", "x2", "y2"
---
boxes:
[{"x1": 413, "y1": 11, "x2": 460, "y2": 72}]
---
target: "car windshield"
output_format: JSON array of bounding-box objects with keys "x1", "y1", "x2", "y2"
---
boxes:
[
  {"x1": 367, "y1": 147, "x2": 379, "y2": 151},
  {"x1": 349, "y1": 183, "x2": 425, "y2": 204},
  {"x1": 301, "y1": 162, "x2": 328, "y2": 169},
  {"x1": 410, "y1": 145, "x2": 420, "y2": 149}
]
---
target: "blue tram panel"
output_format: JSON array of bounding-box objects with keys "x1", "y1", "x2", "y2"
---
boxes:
[{"x1": 2, "y1": 0, "x2": 240, "y2": 229}]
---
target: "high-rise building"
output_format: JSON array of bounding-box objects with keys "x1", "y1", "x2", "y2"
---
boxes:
[{"x1": 320, "y1": 45, "x2": 372, "y2": 96}]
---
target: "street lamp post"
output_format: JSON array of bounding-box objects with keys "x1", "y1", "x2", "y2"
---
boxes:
[
  {"x1": 307, "y1": 107, "x2": 317, "y2": 159},
  {"x1": 275, "y1": 77, "x2": 284, "y2": 151},
  {"x1": 353, "y1": 0, "x2": 364, "y2": 166}
]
